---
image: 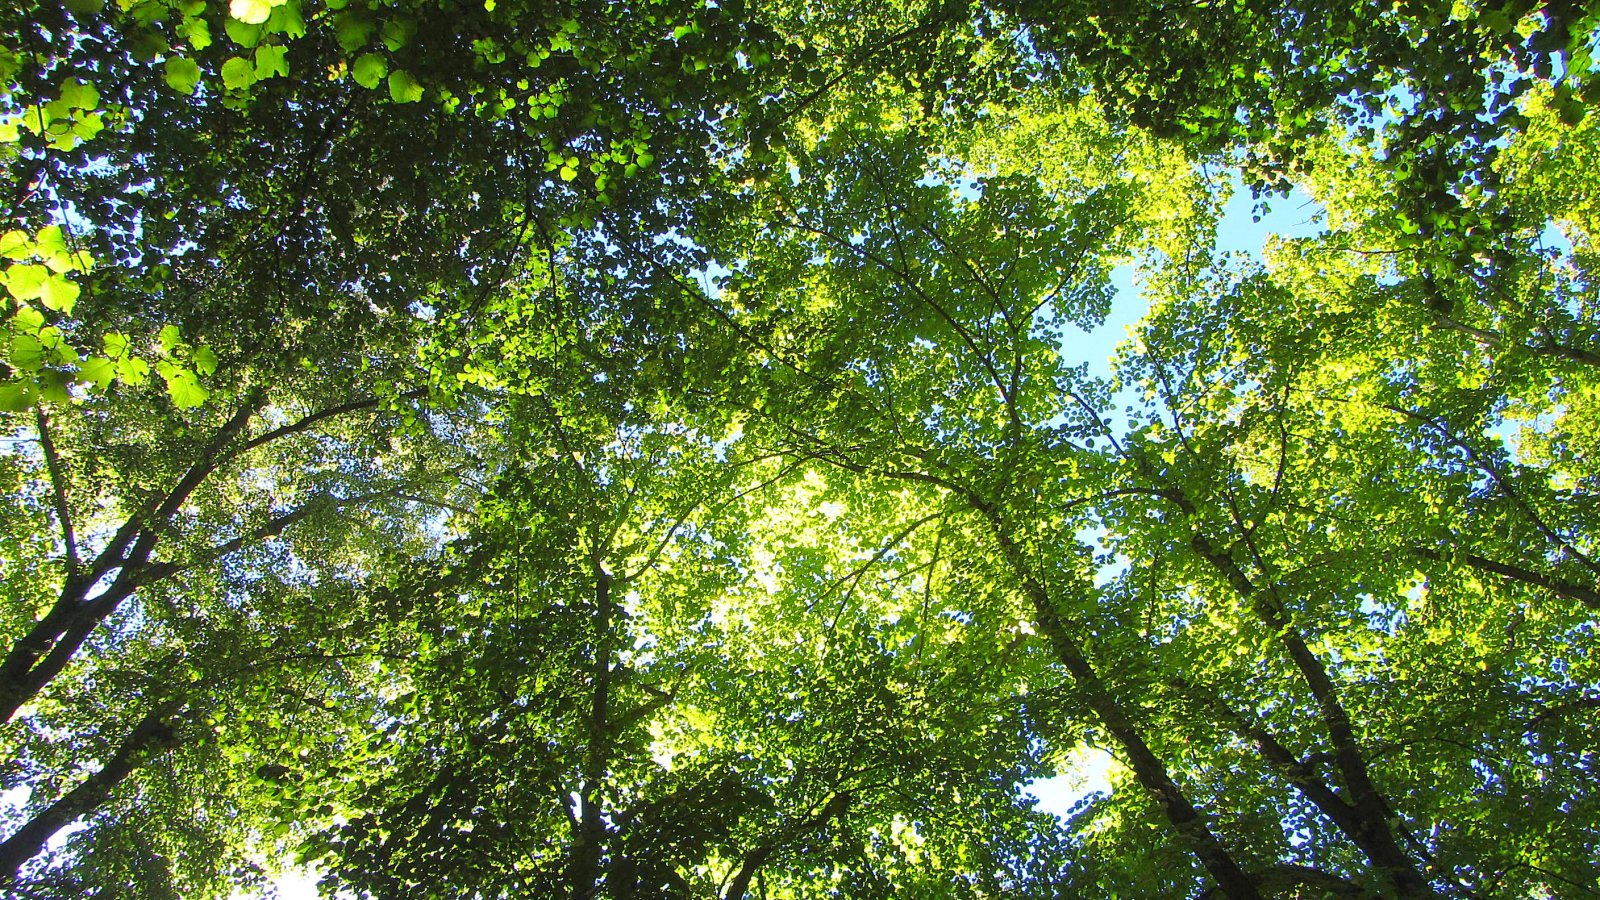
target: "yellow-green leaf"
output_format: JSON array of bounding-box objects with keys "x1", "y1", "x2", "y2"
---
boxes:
[
  {"x1": 59, "y1": 79, "x2": 99, "y2": 110},
  {"x1": 221, "y1": 56, "x2": 255, "y2": 91},
  {"x1": 13, "y1": 306, "x2": 44, "y2": 331},
  {"x1": 9, "y1": 333, "x2": 45, "y2": 371},
  {"x1": 229, "y1": 0, "x2": 275, "y2": 25},
  {"x1": 184, "y1": 16, "x2": 212, "y2": 50},
  {"x1": 388, "y1": 69, "x2": 423, "y2": 103},
  {"x1": 79, "y1": 356, "x2": 115, "y2": 388},
  {"x1": 158, "y1": 323, "x2": 183, "y2": 354},
  {"x1": 117, "y1": 356, "x2": 149, "y2": 385},
  {"x1": 38, "y1": 370, "x2": 72, "y2": 404},
  {"x1": 225, "y1": 16, "x2": 264, "y2": 47},
  {"x1": 192, "y1": 345, "x2": 220, "y2": 376},
  {"x1": 158, "y1": 361, "x2": 209, "y2": 408},
  {"x1": 352, "y1": 53, "x2": 387, "y2": 89},
  {"x1": 0, "y1": 231, "x2": 29, "y2": 260},
  {"x1": 5, "y1": 263, "x2": 47, "y2": 300},
  {"x1": 255, "y1": 44, "x2": 288, "y2": 79},
  {"x1": 165, "y1": 57, "x2": 203, "y2": 94},
  {"x1": 38, "y1": 274, "x2": 79, "y2": 314},
  {"x1": 0, "y1": 381, "x2": 35, "y2": 412}
]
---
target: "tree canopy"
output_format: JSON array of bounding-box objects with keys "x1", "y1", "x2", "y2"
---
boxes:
[{"x1": 1, "y1": 0, "x2": 1597, "y2": 897}]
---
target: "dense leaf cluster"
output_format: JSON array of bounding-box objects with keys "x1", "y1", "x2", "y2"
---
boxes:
[{"x1": 1, "y1": 0, "x2": 1597, "y2": 898}]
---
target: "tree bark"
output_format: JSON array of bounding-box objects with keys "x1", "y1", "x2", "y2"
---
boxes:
[
  {"x1": 975, "y1": 505, "x2": 1263, "y2": 900},
  {"x1": 1190, "y1": 533, "x2": 1437, "y2": 899},
  {"x1": 1411, "y1": 546, "x2": 1600, "y2": 609},
  {"x1": 0, "y1": 394, "x2": 260, "y2": 724},
  {"x1": 0, "y1": 703, "x2": 183, "y2": 883},
  {"x1": 724, "y1": 792, "x2": 851, "y2": 900},
  {"x1": 568, "y1": 564, "x2": 615, "y2": 900}
]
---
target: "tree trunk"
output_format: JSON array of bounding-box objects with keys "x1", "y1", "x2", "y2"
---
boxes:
[
  {"x1": 0, "y1": 703, "x2": 183, "y2": 883},
  {"x1": 976, "y1": 506, "x2": 1263, "y2": 900},
  {"x1": 724, "y1": 792, "x2": 851, "y2": 900},
  {"x1": 568, "y1": 564, "x2": 615, "y2": 900},
  {"x1": 1191, "y1": 533, "x2": 1437, "y2": 899}
]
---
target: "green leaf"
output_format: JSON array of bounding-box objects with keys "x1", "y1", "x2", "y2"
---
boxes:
[
  {"x1": 222, "y1": 56, "x2": 255, "y2": 91},
  {"x1": 269, "y1": 2, "x2": 307, "y2": 38},
  {"x1": 229, "y1": 0, "x2": 275, "y2": 25},
  {"x1": 117, "y1": 356, "x2": 149, "y2": 386},
  {"x1": 255, "y1": 44, "x2": 289, "y2": 79},
  {"x1": 5, "y1": 263, "x2": 47, "y2": 301},
  {"x1": 59, "y1": 78, "x2": 99, "y2": 110},
  {"x1": 50, "y1": 336, "x2": 77, "y2": 367},
  {"x1": 9, "y1": 333, "x2": 46, "y2": 371},
  {"x1": 38, "y1": 274, "x2": 79, "y2": 314},
  {"x1": 0, "y1": 230, "x2": 30, "y2": 260},
  {"x1": 165, "y1": 57, "x2": 203, "y2": 95},
  {"x1": 0, "y1": 380, "x2": 35, "y2": 412},
  {"x1": 130, "y1": 30, "x2": 169, "y2": 63},
  {"x1": 192, "y1": 345, "x2": 220, "y2": 376},
  {"x1": 13, "y1": 306, "x2": 44, "y2": 331},
  {"x1": 158, "y1": 324, "x2": 184, "y2": 354},
  {"x1": 34, "y1": 227, "x2": 66, "y2": 257},
  {"x1": 158, "y1": 361, "x2": 209, "y2": 408},
  {"x1": 225, "y1": 17, "x2": 264, "y2": 47},
  {"x1": 380, "y1": 19, "x2": 415, "y2": 52},
  {"x1": 31, "y1": 225, "x2": 63, "y2": 254},
  {"x1": 103, "y1": 331, "x2": 130, "y2": 358},
  {"x1": 335, "y1": 13, "x2": 374, "y2": 52},
  {"x1": 183, "y1": 16, "x2": 213, "y2": 50},
  {"x1": 78, "y1": 356, "x2": 115, "y2": 389},
  {"x1": 37, "y1": 370, "x2": 71, "y2": 404},
  {"x1": 352, "y1": 53, "x2": 388, "y2": 90},
  {"x1": 70, "y1": 113, "x2": 104, "y2": 144},
  {"x1": 388, "y1": 69, "x2": 423, "y2": 103}
]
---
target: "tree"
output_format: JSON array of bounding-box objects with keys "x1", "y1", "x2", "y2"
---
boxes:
[{"x1": 1, "y1": 0, "x2": 1597, "y2": 896}]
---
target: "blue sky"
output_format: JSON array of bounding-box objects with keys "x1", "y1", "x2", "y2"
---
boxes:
[{"x1": 1027, "y1": 177, "x2": 1327, "y2": 819}]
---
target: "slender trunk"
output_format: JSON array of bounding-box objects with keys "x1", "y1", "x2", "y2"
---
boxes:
[
  {"x1": 723, "y1": 845, "x2": 774, "y2": 900},
  {"x1": 1191, "y1": 534, "x2": 1436, "y2": 899},
  {"x1": 829, "y1": 458, "x2": 1259, "y2": 894},
  {"x1": 0, "y1": 703, "x2": 183, "y2": 883},
  {"x1": 568, "y1": 565, "x2": 614, "y2": 900},
  {"x1": 977, "y1": 509, "x2": 1262, "y2": 900},
  {"x1": 0, "y1": 395, "x2": 260, "y2": 724},
  {"x1": 1177, "y1": 674, "x2": 1430, "y2": 894},
  {"x1": 0, "y1": 576, "x2": 143, "y2": 723}
]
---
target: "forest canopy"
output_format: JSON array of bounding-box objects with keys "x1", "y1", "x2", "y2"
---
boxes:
[{"x1": 1, "y1": 0, "x2": 1598, "y2": 897}]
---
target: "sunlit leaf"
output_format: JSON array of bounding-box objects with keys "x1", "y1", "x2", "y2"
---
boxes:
[
  {"x1": 352, "y1": 53, "x2": 387, "y2": 89},
  {"x1": 229, "y1": 0, "x2": 275, "y2": 25},
  {"x1": 221, "y1": 56, "x2": 255, "y2": 90},
  {"x1": 387, "y1": 69, "x2": 423, "y2": 103},
  {"x1": 165, "y1": 57, "x2": 203, "y2": 94}
]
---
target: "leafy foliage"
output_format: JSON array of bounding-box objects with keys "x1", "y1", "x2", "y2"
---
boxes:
[{"x1": 0, "y1": 1, "x2": 1597, "y2": 898}]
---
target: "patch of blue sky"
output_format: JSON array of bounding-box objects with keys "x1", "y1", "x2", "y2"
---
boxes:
[{"x1": 1030, "y1": 173, "x2": 1326, "y2": 820}]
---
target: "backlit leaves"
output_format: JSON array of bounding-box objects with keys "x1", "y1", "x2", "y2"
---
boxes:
[
  {"x1": 0, "y1": 0, "x2": 1595, "y2": 896},
  {"x1": 163, "y1": 57, "x2": 202, "y2": 95},
  {"x1": 386, "y1": 69, "x2": 423, "y2": 104}
]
